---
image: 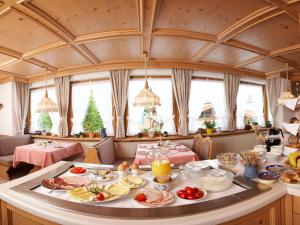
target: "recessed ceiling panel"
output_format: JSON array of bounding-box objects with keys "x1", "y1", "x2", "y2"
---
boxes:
[
  {"x1": 155, "y1": 0, "x2": 269, "y2": 34},
  {"x1": 234, "y1": 14, "x2": 300, "y2": 51},
  {"x1": 0, "y1": 11, "x2": 60, "y2": 53},
  {"x1": 30, "y1": 0, "x2": 139, "y2": 36},
  {"x1": 34, "y1": 47, "x2": 91, "y2": 68},
  {"x1": 202, "y1": 45, "x2": 259, "y2": 65},
  {"x1": 1, "y1": 61, "x2": 44, "y2": 76},
  {"x1": 151, "y1": 37, "x2": 206, "y2": 60},
  {"x1": 244, "y1": 57, "x2": 285, "y2": 73},
  {"x1": 281, "y1": 51, "x2": 300, "y2": 64},
  {"x1": 85, "y1": 37, "x2": 141, "y2": 61}
]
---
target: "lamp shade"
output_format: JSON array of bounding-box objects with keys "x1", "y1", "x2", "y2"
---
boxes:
[
  {"x1": 35, "y1": 90, "x2": 58, "y2": 113},
  {"x1": 277, "y1": 91, "x2": 296, "y2": 105},
  {"x1": 133, "y1": 80, "x2": 161, "y2": 107}
]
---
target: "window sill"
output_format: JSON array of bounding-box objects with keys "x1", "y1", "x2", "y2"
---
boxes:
[{"x1": 31, "y1": 128, "x2": 266, "y2": 143}]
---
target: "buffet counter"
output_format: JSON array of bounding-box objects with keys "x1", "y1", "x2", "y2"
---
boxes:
[{"x1": 0, "y1": 160, "x2": 297, "y2": 225}]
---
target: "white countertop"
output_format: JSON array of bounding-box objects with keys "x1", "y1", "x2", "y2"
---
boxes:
[{"x1": 0, "y1": 161, "x2": 298, "y2": 225}]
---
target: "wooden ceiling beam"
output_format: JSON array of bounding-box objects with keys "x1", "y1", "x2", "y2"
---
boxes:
[
  {"x1": 24, "y1": 58, "x2": 57, "y2": 71},
  {"x1": 0, "y1": 46, "x2": 22, "y2": 58},
  {"x1": 224, "y1": 40, "x2": 269, "y2": 56},
  {"x1": 151, "y1": 29, "x2": 217, "y2": 42},
  {"x1": 191, "y1": 42, "x2": 219, "y2": 62},
  {"x1": 271, "y1": 44, "x2": 300, "y2": 56},
  {"x1": 19, "y1": 2, "x2": 99, "y2": 64},
  {"x1": 144, "y1": 0, "x2": 160, "y2": 57},
  {"x1": 234, "y1": 55, "x2": 266, "y2": 68},
  {"x1": 270, "y1": 55, "x2": 299, "y2": 69},
  {"x1": 75, "y1": 30, "x2": 142, "y2": 44},
  {"x1": 26, "y1": 59, "x2": 265, "y2": 83},
  {"x1": 218, "y1": 7, "x2": 285, "y2": 42},
  {"x1": 264, "y1": 0, "x2": 300, "y2": 23},
  {"x1": 22, "y1": 41, "x2": 68, "y2": 59}
]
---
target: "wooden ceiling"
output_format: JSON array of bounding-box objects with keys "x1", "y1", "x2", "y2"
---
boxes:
[{"x1": 0, "y1": 0, "x2": 300, "y2": 82}]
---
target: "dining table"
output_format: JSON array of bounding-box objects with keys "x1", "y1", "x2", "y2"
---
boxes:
[
  {"x1": 133, "y1": 143, "x2": 199, "y2": 165},
  {"x1": 13, "y1": 142, "x2": 83, "y2": 168}
]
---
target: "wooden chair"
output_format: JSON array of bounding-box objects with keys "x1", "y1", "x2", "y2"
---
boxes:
[{"x1": 192, "y1": 134, "x2": 213, "y2": 160}]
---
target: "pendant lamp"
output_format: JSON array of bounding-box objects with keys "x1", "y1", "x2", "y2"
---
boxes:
[
  {"x1": 35, "y1": 67, "x2": 58, "y2": 113},
  {"x1": 133, "y1": 53, "x2": 160, "y2": 107},
  {"x1": 277, "y1": 63, "x2": 296, "y2": 105}
]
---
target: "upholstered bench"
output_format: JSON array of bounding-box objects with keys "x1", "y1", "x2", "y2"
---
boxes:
[
  {"x1": 0, "y1": 135, "x2": 33, "y2": 180},
  {"x1": 84, "y1": 137, "x2": 133, "y2": 165}
]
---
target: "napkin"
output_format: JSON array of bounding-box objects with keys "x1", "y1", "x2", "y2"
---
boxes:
[{"x1": 282, "y1": 122, "x2": 300, "y2": 136}]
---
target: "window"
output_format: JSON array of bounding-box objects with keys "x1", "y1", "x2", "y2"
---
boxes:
[
  {"x1": 189, "y1": 79, "x2": 226, "y2": 133},
  {"x1": 71, "y1": 80, "x2": 114, "y2": 135},
  {"x1": 30, "y1": 87, "x2": 60, "y2": 134},
  {"x1": 236, "y1": 84, "x2": 265, "y2": 129},
  {"x1": 126, "y1": 79, "x2": 176, "y2": 136}
]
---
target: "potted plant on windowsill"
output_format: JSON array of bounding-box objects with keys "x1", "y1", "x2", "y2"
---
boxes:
[
  {"x1": 252, "y1": 122, "x2": 259, "y2": 130},
  {"x1": 204, "y1": 120, "x2": 216, "y2": 135}
]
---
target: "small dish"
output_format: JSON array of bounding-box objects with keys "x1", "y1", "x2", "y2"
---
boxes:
[
  {"x1": 265, "y1": 164, "x2": 284, "y2": 176},
  {"x1": 258, "y1": 171, "x2": 279, "y2": 185}
]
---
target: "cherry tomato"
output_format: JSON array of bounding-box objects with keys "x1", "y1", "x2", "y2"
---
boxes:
[
  {"x1": 193, "y1": 188, "x2": 200, "y2": 193},
  {"x1": 135, "y1": 193, "x2": 147, "y2": 202},
  {"x1": 96, "y1": 193, "x2": 104, "y2": 201},
  {"x1": 179, "y1": 193, "x2": 188, "y2": 199},
  {"x1": 185, "y1": 187, "x2": 193, "y2": 192},
  {"x1": 187, "y1": 195, "x2": 195, "y2": 200},
  {"x1": 177, "y1": 190, "x2": 187, "y2": 195},
  {"x1": 186, "y1": 189, "x2": 194, "y2": 195}
]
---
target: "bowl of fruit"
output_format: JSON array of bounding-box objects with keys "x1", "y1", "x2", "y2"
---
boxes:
[
  {"x1": 285, "y1": 151, "x2": 300, "y2": 171},
  {"x1": 176, "y1": 186, "x2": 207, "y2": 201}
]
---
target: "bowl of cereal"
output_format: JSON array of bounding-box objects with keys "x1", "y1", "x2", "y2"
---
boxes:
[{"x1": 216, "y1": 152, "x2": 238, "y2": 166}]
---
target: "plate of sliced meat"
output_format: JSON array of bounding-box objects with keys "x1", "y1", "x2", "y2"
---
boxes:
[
  {"x1": 41, "y1": 176, "x2": 91, "y2": 191},
  {"x1": 134, "y1": 189, "x2": 175, "y2": 207}
]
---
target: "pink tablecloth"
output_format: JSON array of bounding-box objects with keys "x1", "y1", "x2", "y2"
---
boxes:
[
  {"x1": 133, "y1": 144, "x2": 199, "y2": 165},
  {"x1": 13, "y1": 142, "x2": 83, "y2": 168}
]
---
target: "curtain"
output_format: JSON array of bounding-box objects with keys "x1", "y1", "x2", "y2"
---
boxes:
[
  {"x1": 110, "y1": 69, "x2": 130, "y2": 138},
  {"x1": 172, "y1": 68, "x2": 192, "y2": 136},
  {"x1": 54, "y1": 76, "x2": 70, "y2": 137},
  {"x1": 224, "y1": 73, "x2": 240, "y2": 131},
  {"x1": 12, "y1": 82, "x2": 29, "y2": 135},
  {"x1": 266, "y1": 78, "x2": 281, "y2": 127}
]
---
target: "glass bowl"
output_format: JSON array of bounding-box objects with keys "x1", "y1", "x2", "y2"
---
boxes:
[{"x1": 196, "y1": 169, "x2": 233, "y2": 192}]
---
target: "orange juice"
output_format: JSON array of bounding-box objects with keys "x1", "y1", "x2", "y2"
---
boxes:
[{"x1": 151, "y1": 159, "x2": 171, "y2": 178}]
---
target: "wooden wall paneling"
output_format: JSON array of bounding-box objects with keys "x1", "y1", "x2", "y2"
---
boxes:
[{"x1": 203, "y1": 45, "x2": 260, "y2": 66}]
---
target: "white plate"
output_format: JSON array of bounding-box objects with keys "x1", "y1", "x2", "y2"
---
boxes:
[
  {"x1": 185, "y1": 161, "x2": 210, "y2": 172},
  {"x1": 174, "y1": 186, "x2": 208, "y2": 202}
]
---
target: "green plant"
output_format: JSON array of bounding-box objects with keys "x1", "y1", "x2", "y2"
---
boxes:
[
  {"x1": 266, "y1": 120, "x2": 272, "y2": 128},
  {"x1": 38, "y1": 112, "x2": 53, "y2": 132},
  {"x1": 204, "y1": 120, "x2": 216, "y2": 129},
  {"x1": 82, "y1": 92, "x2": 104, "y2": 133}
]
